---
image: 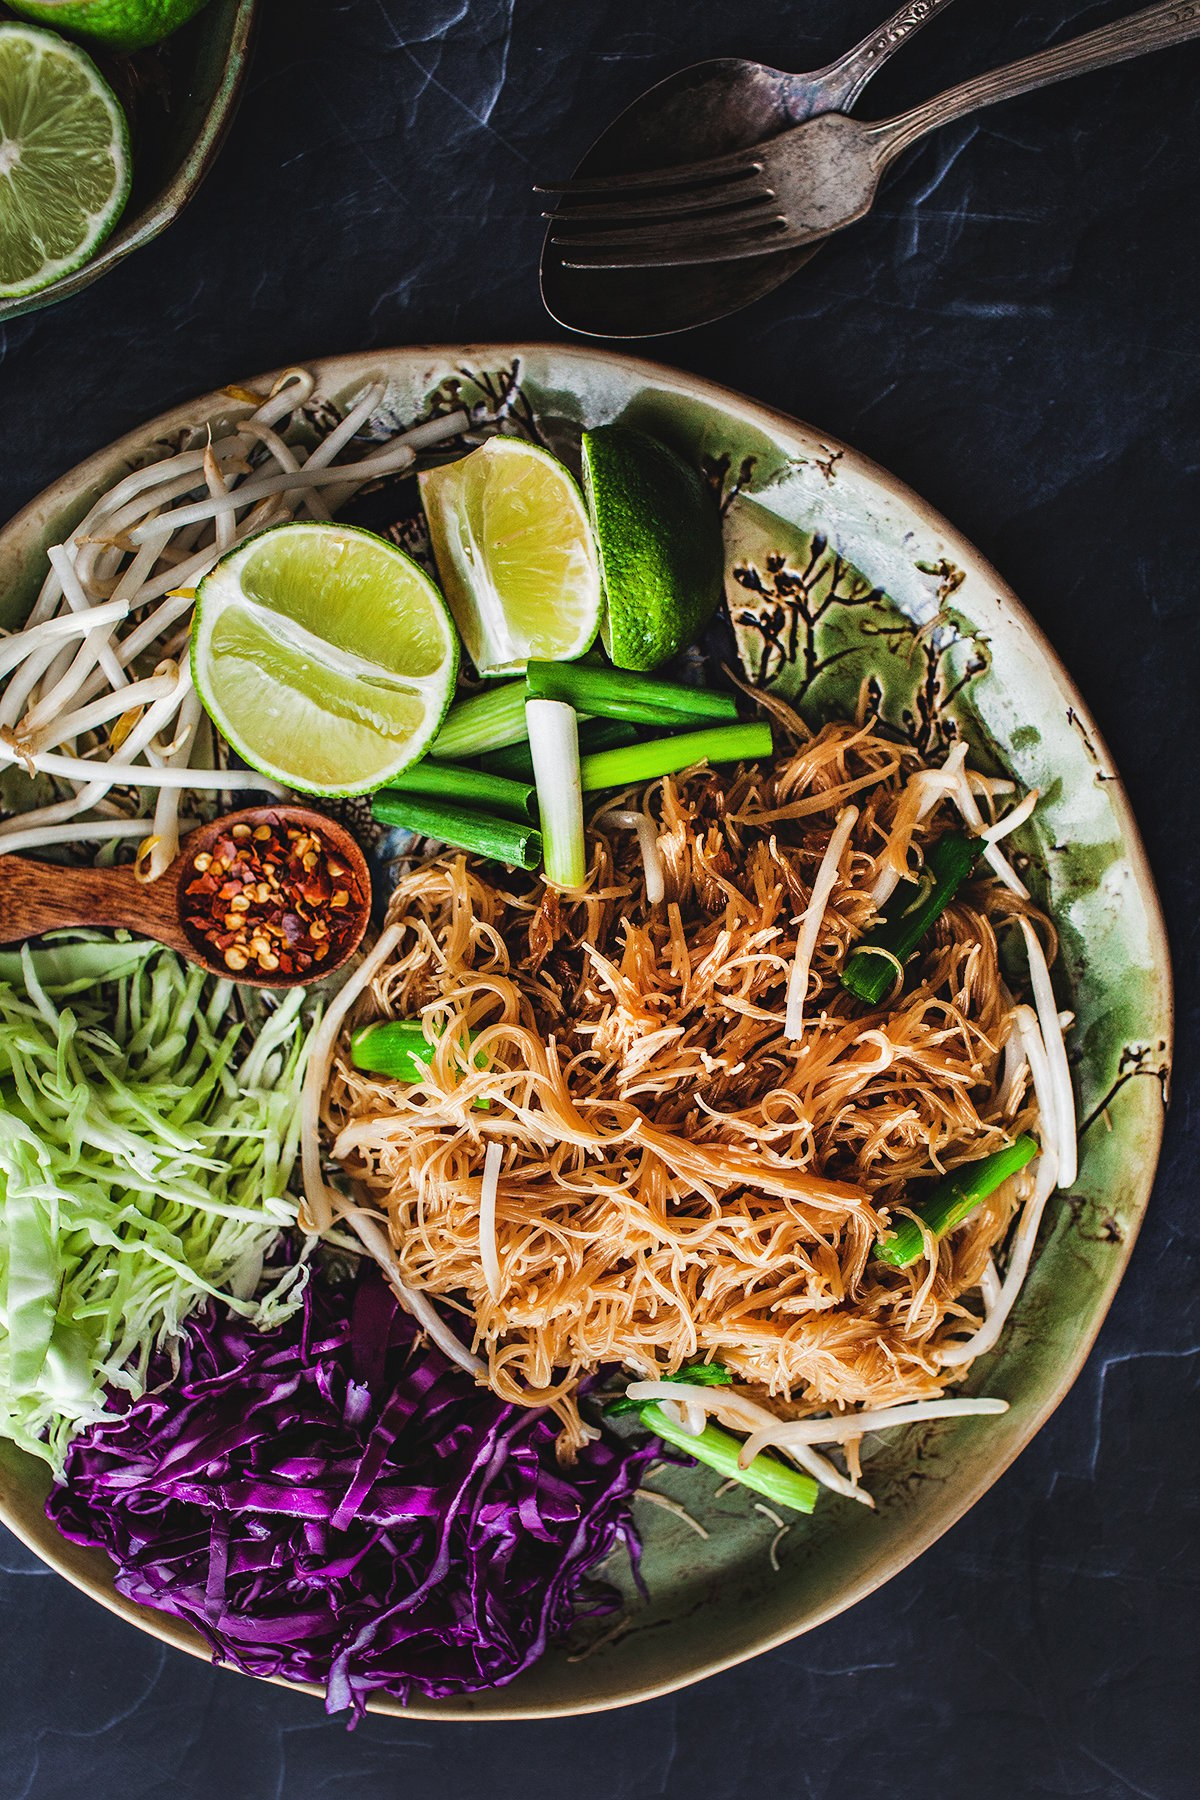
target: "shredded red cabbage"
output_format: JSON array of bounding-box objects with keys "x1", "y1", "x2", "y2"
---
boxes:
[{"x1": 47, "y1": 1271, "x2": 653, "y2": 1719}]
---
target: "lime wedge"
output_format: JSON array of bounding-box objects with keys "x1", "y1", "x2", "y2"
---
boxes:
[
  {"x1": 0, "y1": 25, "x2": 131, "y2": 301},
  {"x1": 4, "y1": 0, "x2": 210, "y2": 54},
  {"x1": 191, "y1": 523, "x2": 460, "y2": 798},
  {"x1": 581, "y1": 423, "x2": 724, "y2": 672},
  {"x1": 419, "y1": 437, "x2": 601, "y2": 677}
]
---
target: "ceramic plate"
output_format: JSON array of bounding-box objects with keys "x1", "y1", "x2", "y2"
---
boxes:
[{"x1": 0, "y1": 346, "x2": 1172, "y2": 1718}]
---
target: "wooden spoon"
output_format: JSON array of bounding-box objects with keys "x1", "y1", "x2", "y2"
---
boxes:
[{"x1": 0, "y1": 805, "x2": 371, "y2": 989}]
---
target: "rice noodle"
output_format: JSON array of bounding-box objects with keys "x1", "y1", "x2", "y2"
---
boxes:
[
  {"x1": 634, "y1": 1487, "x2": 709, "y2": 1538},
  {"x1": 325, "y1": 720, "x2": 1056, "y2": 1450}
]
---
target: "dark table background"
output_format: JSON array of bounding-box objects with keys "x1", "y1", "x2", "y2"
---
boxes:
[{"x1": 1, "y1": 3, "x2": 1197, "y2": 1795}]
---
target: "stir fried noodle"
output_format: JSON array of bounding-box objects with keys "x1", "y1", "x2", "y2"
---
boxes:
[{"x1": 325, "y1": 714, "x2": 1054, "y2": 1451}]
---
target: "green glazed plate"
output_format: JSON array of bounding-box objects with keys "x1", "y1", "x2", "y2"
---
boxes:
[{"x1": 0, "y1": 346, "x2": 1172, "y2": 1719}]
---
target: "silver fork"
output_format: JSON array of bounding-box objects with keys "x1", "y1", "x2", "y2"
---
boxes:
[{"x1": 541, "y1": 1, "x2": 1200, "y2": 271}]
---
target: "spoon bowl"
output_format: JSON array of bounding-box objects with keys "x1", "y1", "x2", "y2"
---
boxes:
[
  {"x1": 539, "y1": 2, "x2": 959, "y2": 338},
  {"x1": 0, "y1": 804, "x2": 371, "y2": 988}
]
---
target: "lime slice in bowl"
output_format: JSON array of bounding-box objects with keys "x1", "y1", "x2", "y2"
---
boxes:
[
  {"x1": 419, "y1": 437, "x2": 601, "y2": 677},
  {"x1": 192, "y1": 523, "x2": 460, "y2": 798},
  {"x1": 0, "y1": 24, "x2": 131, "y2": 301},
  {"x1": 581, "y1": 423, "x2": 724, "y2": 672}
]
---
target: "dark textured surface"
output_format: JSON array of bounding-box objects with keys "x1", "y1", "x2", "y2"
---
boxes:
[{"x1": 0, "y1": 3, "x2": 1197, "y2": 1796}]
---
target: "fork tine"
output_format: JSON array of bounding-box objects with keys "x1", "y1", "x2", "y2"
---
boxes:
[
  {"x1": 550, "y1": 204, "x2": 786, "y2": 257},
  {"x1": 534, "y1": 151, "x2": 764, "y2": 199},
  {"x1": 546, "y1": 183, "x2": 776, "y2": 226},
  {"x1": 557, "y1": 222, "x2": 803, "y2": 272}
]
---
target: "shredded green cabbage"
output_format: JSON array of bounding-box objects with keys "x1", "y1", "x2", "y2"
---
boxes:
[{"x1": 0, "y1": 933, "x2": 316, "y2": 1471}]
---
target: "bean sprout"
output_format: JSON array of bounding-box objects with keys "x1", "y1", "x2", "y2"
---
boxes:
[
  {"x1": 785, "y1": 805, "x2": 858, "y2": 1039},
  {"x1": 1, "y1": 375, "x2": 480, "y2": 866},
  {"x1": 939, "y1": 1151, "x2": 1060, "y2": 1366}
]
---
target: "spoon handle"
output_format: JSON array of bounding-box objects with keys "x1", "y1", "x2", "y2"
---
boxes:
[
  {"x1": 0, "y1": 854, "x2": 180, "y2": 948},
  {"x1": 869, "y1": 0, "x2": 1200, "y2": 162},
  {"x1": 815, "y1": 0, "x2": 960, "y2": 113}
]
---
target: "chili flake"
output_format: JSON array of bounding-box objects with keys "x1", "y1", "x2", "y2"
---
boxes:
[{"x1": 182, "y1": 814, "x2": 366, "y2": 978}]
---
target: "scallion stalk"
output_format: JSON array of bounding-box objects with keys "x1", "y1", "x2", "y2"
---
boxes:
[
  {"x1": 841, "y1": 830, "x2": 984, "y2": 1005},
  {"x1": 526, "y1": 699, "x2": 586, "y2": 888},
  {"x1": 351, "y1": 1019, "x2": 487, "y2": 1104},
  {"x1": 379, "y1": 760, "x2": 535, "y2": 819},
  {"x1": 371, "y1": 793, "x2": 541, "y2": 869},
  {"x1": 482, "y1": 716, "x2": 638, "y2": 783},
  {"x1": 351, "y1": 1020, "x2": 444, "y2": 1077},
  {"x1": 579, "y1": 721, "x2": 773, "y2": 792},
  {"x1": 874, "y1": 1135, "x2": 1041, "y2": 1269},
  {"x1": 638, "y1": 1404, "x2": 818, "y2": 1514},
  {"x1": 526, "y1": 660, "x2": 739, "y2": 728},
  {"x1": 430, "y1": 681, "x2": 529, "y2": 758}
]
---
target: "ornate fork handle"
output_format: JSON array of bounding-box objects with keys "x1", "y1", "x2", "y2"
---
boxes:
[
  {"x1": 816, "y1": 0, "x2": 960, "y2": 112},
  {"x1": 871, "y1": 0, "x2": 1200, "y2": 162}
]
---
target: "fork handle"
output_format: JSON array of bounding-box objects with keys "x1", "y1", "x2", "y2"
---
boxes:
[
  {"x1": 870, "y1": 0, "x2": 1200, "y2": 161},
  {"x1": 815, "y1": 0, "x2": 960, "y2": 112}
]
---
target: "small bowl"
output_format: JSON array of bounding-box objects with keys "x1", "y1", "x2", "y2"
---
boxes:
[{"x1": 0, "y1": 0, "x2": 256, "y2": 322}]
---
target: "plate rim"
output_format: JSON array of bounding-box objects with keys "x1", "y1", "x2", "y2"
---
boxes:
[{"x1": 0, "y1": 341, "x2": 1174, "y2": 1721}]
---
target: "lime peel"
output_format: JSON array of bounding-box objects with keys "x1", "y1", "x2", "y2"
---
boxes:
[
  {"x1": 581, "y1": 423, "x2": 724, "y2": 673},
  {"x1": 191, "y1": 521, "x2": 460, "y2": 798},
  {"x1": 3, "y1": 0, "x2": 210, "y2": 53}
]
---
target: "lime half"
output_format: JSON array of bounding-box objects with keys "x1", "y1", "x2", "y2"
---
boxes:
[
  {"x1": 419, "y1": 437, "x2": 601, "y2": 677},
  {"x1": 192, "y1": 523, "x2": 460, "y2": 797},
  {"x1": 3, "y1": 0, "x2": 210, "y2": 54},
  {"x1": 0, "y1": 25, "x2": 131, "y2": 301},
  {"x1": 581, "y1": 423, "x2": 724, "y2": 672}
]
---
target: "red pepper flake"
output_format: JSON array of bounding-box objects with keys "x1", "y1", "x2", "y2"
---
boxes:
[{"x1": 181, "y1": 813, "x2": 365, "y2": 979}]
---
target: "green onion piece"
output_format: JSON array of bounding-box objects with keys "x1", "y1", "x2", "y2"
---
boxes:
[
  {"x1": 526, "y1": 698, "x2": 586, "y2": 888},
  {"x1": 482, "y1": 717, "x2": 638, "y2": 782},
  {"x1": 379, "y1": 759, "x2": 536, "y2": 819},
  {"x1": 431, "y1": 680, "x2": 529, "y2": 758},
  {"x1": 351, "y1": 1020, "x2": 440, "y2": 1077},
  {"x1": 526, "y1": 660, "x2": 739, "y2": 728},
  {"x1": 874, "y1": 1135, "x2": 1041, "y2": 1269},
  {"x1": 371, "y1": 793, "x2": 541, "y2": 869},
  {"x1": 841, "y1": 831, "x2": 985, "y2": 1006},
  {"x1": 350, "y1": 1019, "x2": 488, "y2": 1106},
  {"x1": 639, "y1": 1403, "x2": 818, "y2": 1514},
  {"x1": 579, "y1": 721, "x2": 773, "y2": 792}
]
